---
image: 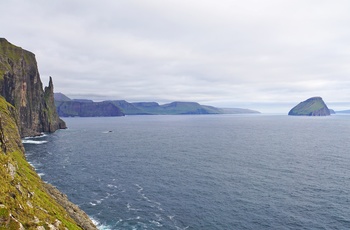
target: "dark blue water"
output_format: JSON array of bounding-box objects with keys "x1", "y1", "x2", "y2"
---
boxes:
[{"x1": 23, "y1": 115, "x2": 350, "y2": 229}]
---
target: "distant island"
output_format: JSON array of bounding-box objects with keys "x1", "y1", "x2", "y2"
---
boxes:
[
  {"x1": 54, "y1": 93, "x2": 260, "y2": 117},
  {"x1": 288, "y1": 97, "x2": 331, "y2": 116},
  {"x1": 335, "y1": 109, "x2": 350, "y2": 114}
]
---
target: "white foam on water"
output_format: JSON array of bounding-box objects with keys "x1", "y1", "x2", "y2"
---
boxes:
[
  {"x1": 127, "y1": 203, "x2": 142, "y2": 211},
  {"x1": 37, "y1": 173, "x2": 45, "y2": 178},
  {"x1": 22, "y1": 140, "x2": 48, "y2": 145},
  {"x1": 102, "y1": 131, "x2": 113, "y2": 134},
  {"x1": 90, "y1": 216, "x2": 113, "y2": 230},
  {"x1": 23, "y1": 133, "x2": 47, "y2": 139},
  {"x1": 150, "y1": 220, "x2": 163, "y2": 227}
]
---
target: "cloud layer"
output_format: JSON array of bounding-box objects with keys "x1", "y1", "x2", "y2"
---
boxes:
[{"x1": 2, "y1": 0, "x2": 350, "y2": 112}]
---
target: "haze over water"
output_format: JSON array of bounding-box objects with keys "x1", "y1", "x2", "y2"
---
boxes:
[{"x1": 24, "y1": 115, "x2": 350, "y2": 229}]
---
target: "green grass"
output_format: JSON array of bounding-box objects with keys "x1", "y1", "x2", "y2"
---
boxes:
[{"x1": 0, "y1": 96, "x2": 82, "y2": 229}]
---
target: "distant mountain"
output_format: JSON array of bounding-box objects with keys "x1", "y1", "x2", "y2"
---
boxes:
[
  {"x1": 54, "y1": 93, "x2": 260, "y2": 117},
  {"x1": 55, "y1": 100, "x2": 124, "y2": 117},
  {"x1": 288, "y1": 97, "x2": 331, "y2": 116},
  {"x1": 109, "y1": 100, "x2": 148, "y2": 115},
  {"x1": 129, "y1": 101, "x2": 223, "y2": 115},
  {"x1": 335, "y1": 110, "x2": 350, "y2": 114},
  {"x1": 72, "y1": 99, "x2": 94, "y2": 103},
  {"x1": 54, "y1": 92, "x2": 71, "y2": 102}
]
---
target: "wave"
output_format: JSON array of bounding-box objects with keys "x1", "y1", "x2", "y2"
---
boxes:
[
  {"x1": 23, "y1": 133, "x2": 47, "y2": 139},
  {"x1": 37, "y1": 173, "x2": 45, "y2": 178},
  {"x1": 90, "y1": 217, "x2": 113, "y2": 230},
  {"x1": 102, "y1": 131, "x2": 113, "y2": 133},
  {"x1": 22, "y1": 140, "x2": 48, "y2": 144}
]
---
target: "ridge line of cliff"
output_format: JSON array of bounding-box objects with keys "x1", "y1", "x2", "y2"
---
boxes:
[{"x1": 0, "y1": 39, "x2": 97, "y2": 229}]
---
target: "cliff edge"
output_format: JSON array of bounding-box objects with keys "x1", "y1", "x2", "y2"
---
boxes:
[
  {"x1": 0, "y1": 96, "x2": 96, "y2": 229},
  {"x1": 0, "y1": 38, "x2": 66, "y2": 137},
  {"x1": 288, "y1": 97, "x2": 331, "y2": 116}
]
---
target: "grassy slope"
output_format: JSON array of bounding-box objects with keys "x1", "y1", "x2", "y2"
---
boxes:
[
  {"x1": 0, "y1": 96, "x2": 81, "y2": 230},
  {"x1": 289, "y1": 97, "x2": 327, "y2": 115}
]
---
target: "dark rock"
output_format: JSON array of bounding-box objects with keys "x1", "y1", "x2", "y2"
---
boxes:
[{"x1": 0, "y1": 38, "x2": 66, "y2": 137}]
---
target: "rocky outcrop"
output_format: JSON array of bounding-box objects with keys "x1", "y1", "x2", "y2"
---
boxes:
[
  {"x1": 288, "y1": 97, "x2": 331, "y2": 116},
  {"x1": 0, "y1": 38, "x2": 66, "y2": 137},
  {"x1": 43, "y1": 183, "x2": 97, "y2": 230},
  {"x1": 0, "y1": 96, "x2": 95, "y2": 229}
]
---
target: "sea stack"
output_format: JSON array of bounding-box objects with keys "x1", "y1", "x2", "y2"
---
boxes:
[
  {"x1": 0, "y1": 38, "x2": 66, "y2": 137},
  {"x1": 288, "y1": 97, "x2": 331, "y2": 116}
]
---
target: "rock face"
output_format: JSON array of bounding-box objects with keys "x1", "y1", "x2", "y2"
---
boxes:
[
  {"x1": 55, "y1": 100, "x2": 125, "y2": 117},
  {"x1": 0, "y1": 38, "x2": 66, "y2": 137},
  {"x1": 0, "y1": 96, "x2": 96, "y2": 229},
  {"x1": 288, "y1": 97, "x2": 331, "y2": 116}
]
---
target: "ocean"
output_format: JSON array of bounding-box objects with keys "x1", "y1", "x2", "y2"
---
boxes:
[{"x1": 23, "y1": 114, "x2": 350, "y2": 229}]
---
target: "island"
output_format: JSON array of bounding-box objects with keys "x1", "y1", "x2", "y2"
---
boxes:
[{"x1": 288, "y1": 97, "x2": 331, "y2": 116}]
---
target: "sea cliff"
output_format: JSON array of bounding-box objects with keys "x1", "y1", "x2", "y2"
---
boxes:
[
  {"x1": 0, "y1": 38, "x2": 66, "y2": 137},
  {"x1": 0, "y1": 97, "x2": 96, "y2": 229},
  {"x1": 0, "y1": 39, "x2": 96, "y2": 229}
]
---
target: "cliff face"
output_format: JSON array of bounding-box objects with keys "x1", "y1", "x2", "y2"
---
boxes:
[
  {"x1": 56, "y1": 100, "x2": 125, "y2": 117},
  {"x1": 0, "y1": 96, "x2": 96, "y2": 229},
  {"x1": 0, "y1": 38, "x2": 66, "y2": 137},
  {"x1": 288, "y1": 97, "x2": 331, "y2": 116}
]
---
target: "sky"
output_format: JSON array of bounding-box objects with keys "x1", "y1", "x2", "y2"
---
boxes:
[{"x1": 2, "y1": 0, "x2": 350, "y2": 113}]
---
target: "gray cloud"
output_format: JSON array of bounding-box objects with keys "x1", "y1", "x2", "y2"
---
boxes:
[{"x1": 2, "y1": 0, "x2": 350, "y2": 112}]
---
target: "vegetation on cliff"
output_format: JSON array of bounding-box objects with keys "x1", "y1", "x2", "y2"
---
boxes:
[
  {"x1": 0, "y1": 96, "x2": 92, "y2": 229},
  {"x1": 0, "y1": 39, "x2": 96, "y2": 229},
  {"x1": 0, "y1": 38, "x2": 65, "y2": 137},
  {"x1": 288, "y1": 97, "x2": 331, "y2": 116}
]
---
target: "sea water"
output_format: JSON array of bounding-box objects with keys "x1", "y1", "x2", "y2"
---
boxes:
[{"x1": 23, "y1": 114, "x2": 350, "y2": 229}]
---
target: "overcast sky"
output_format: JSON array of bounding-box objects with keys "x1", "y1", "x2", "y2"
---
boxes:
[{"x1": 2, "y1": 0, "x2": 350, "y2": 112}]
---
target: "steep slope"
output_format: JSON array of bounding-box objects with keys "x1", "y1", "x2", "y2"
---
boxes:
[
  {"x1": 0, "y1": 96, "x2": 96, "y2": 229},
  {"x1": 0, "y1": 38, "x2": 66, "y2": 137},
  {"x1": 288, "y1": 97, "x2": 331, "y2": 116},
  {"x1": 56, "y1": 100, "x2": 125, "y2": 117}
]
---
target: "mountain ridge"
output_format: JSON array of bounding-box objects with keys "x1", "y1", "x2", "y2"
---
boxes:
[{"x1": 55, "y1": 93, "x2": 261, "y2": 116}]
